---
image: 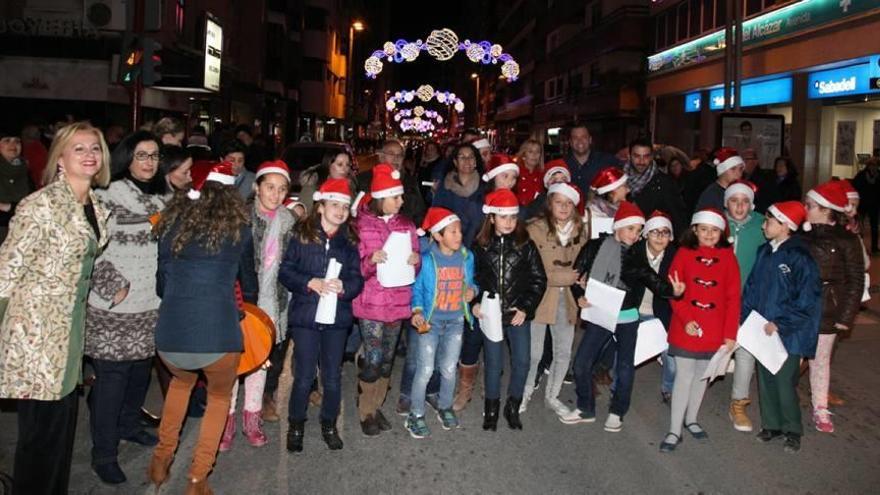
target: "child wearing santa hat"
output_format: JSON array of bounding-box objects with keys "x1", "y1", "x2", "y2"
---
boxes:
[
  {"x1": 696, "y1": 147, "x2": 745, "y2": 211},
  {"x1": 588, "y1": 167, "x2": 630, "y2": 222},
  {"x1": 801, "y1": 180, "x2": 865, "y2": 434},
  {"x1": 742, "y1": 201, "x2": 821, "y2": 453},
  {"x1": 660, "y1": 207, "x2": 741, "y2": 453},
  {"x1": 472, "y1": 189, "x2": 547, "y2": 431},
  {"x1": 482, "y1": 153, "x2": 520, "y2": 191},
  {"x1": 351, "y1": 163, "x2": 421, "y2": 437},
  {"x1": 279, "y1": 178, "x2": 364, "y2": 453},
  {"x1": 562, "y1": 202, "x2": 685, "y2": 431},
  {"x1": 405, "y1": 207, "x2": 478, "y2": 438}
]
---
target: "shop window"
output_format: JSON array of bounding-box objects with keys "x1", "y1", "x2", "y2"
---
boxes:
[{"x1": 702, "y1": 0, "x2": 714, "y2": 32}]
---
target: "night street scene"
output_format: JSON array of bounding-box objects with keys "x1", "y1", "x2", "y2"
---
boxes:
[{"x1": 2, "y1": 0, "x2": 880, "y2": 494}]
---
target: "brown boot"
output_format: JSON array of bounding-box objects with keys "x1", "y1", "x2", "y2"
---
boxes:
[
  {"x1": 147, "y1": 453, "x2": 173, "y2": 487},
  {"x1": 261, "y1": 395, "x2": 280, "y2": 422},
  {"x1": 453, "y1": 363, "x2": 478, "y2": 412},
  {"x1": 185, "y1": 477, "x2": 214, "y2": 495},
  {"x1": 729, "y1": 399, "x2": 753, "y2": 432}
]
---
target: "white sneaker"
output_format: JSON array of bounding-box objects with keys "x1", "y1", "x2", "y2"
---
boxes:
[
  {"x1": 604, "y1": 413, "x2": 623, "y2": 432},
  {"x1": 545, "y1": 397, "x2": 570, "y2": 417},
  {"x1": 559, "y1": 408, "x2": 596, "y2": 425}
]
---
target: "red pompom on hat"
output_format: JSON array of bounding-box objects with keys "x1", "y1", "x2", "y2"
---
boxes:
[
  {"x1": 312, "y1": 177, "x2": 352, "y2": 204},
  {"x1": 643, "y1": 210, "x2": 673, "y2": 238},
  {"x1": 768, "y1": 201, "x2": 807, "y2": 232},
  {"x1": 255, "y1": 160, "x2": 291, "y2": 183},
  {"x1": 482, "y1": 153, "x2": 520, "y2": 182},
  {"x1": 713, "y1": 147, "x2": 745, "y2": 176},
  {"x1": 612, "y1": 201, "x2": 645, "y2": 230},
  {"x1": 370, "y1": 163, "x2": 404, "y2": 198},
  {"x1": 418, "y1": 207, "x2": 461, "y2": 236},
  {"x1": 723, "y1": 179, "x2": 757, "y2": 209},
  {"x1": 547, "y1": 182, "x2": 581, "y2": 207},
  {"x1": 187, "y1": 161, "x2": 236, "y2": 200},
  {"x1": 482, "y1": 188, "x2": 520, "y2": 215},
  {"x1": 591, "y1": 167, "x2": 628, "y2": 195},
  {"x1": 806, "y1": 180, "x2": 849, "y2": 213},
  {"x1": 542, "y1": 159, "x2": 571, "y2": 188}
]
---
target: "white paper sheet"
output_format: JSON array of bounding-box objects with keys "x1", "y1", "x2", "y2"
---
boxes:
[
  {"x1": 701, "y1": 344, "x2": 736, "y2": 382},
  {"x1": 479, "y1": 292, "x2": 504, "y2": 342},
  {"x1": 579, "y1": 278, "x2": 626, "y2": 332},
  {"x1": 634, "y1": 318, "x2": 669, "y2": 366},
  {"x1": 377, "y1": 231, "x2": 416, "y2": 288},
  {"x1": 736, "y1": 310, "x2": 789, "y2": 375},
  {"x1": 315, "y1": 258, "x2": 342, "y2": 325},
  {"x1": 590, "y1": 216, "x2": 614, "y2": 240}
]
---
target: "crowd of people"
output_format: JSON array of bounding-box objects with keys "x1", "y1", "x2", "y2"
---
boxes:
[{"x1": 0, "y1": 118, "x2": 876, "y2": 495}]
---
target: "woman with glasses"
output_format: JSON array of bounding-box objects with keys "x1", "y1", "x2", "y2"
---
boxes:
[{"x1": 83, "y1": 130, "x2": 168, "y2": 484}]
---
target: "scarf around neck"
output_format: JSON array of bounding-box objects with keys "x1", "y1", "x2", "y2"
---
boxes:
[
  {"x1": 624, "y1": 161, "x2": 658, "y2": 195},
  {"x1": 591, "y1": 236, "x2": 626, "y2": 290}
]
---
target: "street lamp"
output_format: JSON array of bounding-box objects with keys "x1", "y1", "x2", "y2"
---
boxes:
[
  {"x1": 471, "y1": 73, "x2": 480, "y2": 128},
  {"x1": 346, "y1": 19, "x2": 366, "y2": 139}
]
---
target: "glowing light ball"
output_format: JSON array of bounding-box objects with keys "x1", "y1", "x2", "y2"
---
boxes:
[
  {"x1": 417, "y1": 85, "x2": 435, "y2": 102},
  {"x1": 466, "y1": 44, "x2": 484, "y2": 63},
  {"x1": 436, "y1": 92, "x2": 447, "y2": 104},
  {"x1": 501, "y1": 60, "x2": 520, "y2": 80},
  {"x1": 490, "y1": 44, "x2": 503, "y2": 58},
  {"x1": 454, "y1": 101, "x2": 465, "y2": 113},
  {"x1": 426, "y1": 28, "x2": 459, "y2": 61},
  {"x1": 401, "y1": 43, "x2": 420, "y2": 62},
  {"x1": 385, "y1": 99, "x2": 396, "y2": 111},
  {"x1": 383, "y1": 42, "x2": 396, "y2": 56},
  {"x1": 414, "y1": 106, "x2": 425, "y2": 117},
  {"x1": 365, "y1": 56, "x2": 383, "y2": 78},
  {"x1": 404, "y1": 91, "x2": 415, "y2": 102}
]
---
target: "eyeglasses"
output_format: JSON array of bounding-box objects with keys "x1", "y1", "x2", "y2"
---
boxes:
[
  {"x1": 134, "y1": 151, "x2": 161, "y2": 162},
  {"x1": 647, "y1": 230, "x2": 671, "y2": 238}
]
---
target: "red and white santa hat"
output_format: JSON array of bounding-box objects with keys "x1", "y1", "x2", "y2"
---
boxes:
[
  {"x1": 768, "y1": 201, "x2": 807, "y2": 232},
  {"x1": 643, "y1": 210, "x2": 673, "y2": 238},
  {"x1": 482, "y1": 153, "x2": 520, "y2": 182},
  {"x1": 591, "y1": 167, "x2": 628, "y2": 195},
  {"x1": 418, "y1": 207, "x2": 461, "y2": 236},
  {"x1": 691, "y1": 207, "x2": 728, "y2": 232},
  {"x1": 283, "y1": 196, "x2": 305, "y2": 212},
  {"x1": 255, "y1": 159, "x2": 290, "y2": 183},
  {"x1": 836, "y1": 179, "x2": 859, "y2": 201},
  {"x1": 714, "y1": 147, "x2": 745, "y2": 176},
  {"x1": 370, "y1": 163, "x2": 404, "y2": 198},
  {"x1": 472, "y1": 138, "x2": 491, "y2": 150},
  {"x1": 543, "y1": 159, "x2": 571, "y2": 187},
  {"x1": 187, "y1": 161, "x2": 236, "y2": 200},
  {"x1": 547, "y1": 182, "x2": 581, "y2": 206},
  {"x1": 482, "y1": 188, "x2": 520, "y2": 215},
  {"x1": 612, "y1": 201, "x2": 645, "y2": 231},
  {"x1": 723, "y1": 179, "x2": 757, "y2": 209},
  {"x1": 806, "y1": 180, "x2": 850, "y2": 213},
  {"x1": 313, "y1": 177, "x2": 353, "y2": 204}
]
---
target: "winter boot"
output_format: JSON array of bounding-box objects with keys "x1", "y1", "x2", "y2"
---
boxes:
[
  {"x1": 482, "y1": 398, "x2": 500, "y2": 431},
  {"x1": 218, "y1": 414, "x2": 235, "y2": 452},
  {"x1": 503, "y1": 397, "x2": 523, "y2": 430},
  {"x1": 242, "y1": 410, "x2": 268, "y2": 447},
  {"x1": 453, "y1": 363, "x2": 478, "y2": 412}
]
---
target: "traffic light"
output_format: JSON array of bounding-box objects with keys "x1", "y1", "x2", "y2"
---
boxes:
[
  {"x1": 119, "y1": 34, "x2": 142, "y2": 85},
  {"x1": 142, "y1": 37, "x2": 163, "y2": 87}
]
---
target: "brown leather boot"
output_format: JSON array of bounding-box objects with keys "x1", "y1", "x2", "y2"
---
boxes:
[
  {"x1": 147, "y1": 453, "x2": 173, "y2": 487},
  {"x1": 261, "y1": 395, "x2": 280, "y2": 422},
  {"x1": 453, "y1": 363, "x2": 478, "y2": 412},
  {"x1": 185, "y1": 477, "x2": 213, "y2": 495}
]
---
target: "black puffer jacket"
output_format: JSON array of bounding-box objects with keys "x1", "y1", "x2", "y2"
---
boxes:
[
  {"x1": 571, "y1": 235, "x2": 676, "y2": 310},
  {"x1": 473, "y1": 233, "x2": 547, "y2": 324}
]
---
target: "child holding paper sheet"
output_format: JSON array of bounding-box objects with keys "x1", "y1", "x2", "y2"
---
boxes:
[
  {"x1": 586, "y1": 167, "x2": 630, "y2": 239},
  {"x1": 279, "y1": 178, "x2": 363, "y2": 453},
  {"x1": 351, "y1": 164, "x2": 420, "y2": 437},
  {"x1": 742, "y1": 201, "x2": 821, "y2": 453},
  {"x1": 472, "y1": 189, "x2": 547, "y2": 431},
  {"x1": 660, "y1": 208, "x2": 740, "y2": 453},
  {"x1": 562, "y1": 202, "x2": 684, "y2": 432}
]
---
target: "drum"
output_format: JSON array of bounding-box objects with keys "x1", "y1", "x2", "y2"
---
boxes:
[{"x1": 237, "y1": 302, "x2": 277, "y2": 375}]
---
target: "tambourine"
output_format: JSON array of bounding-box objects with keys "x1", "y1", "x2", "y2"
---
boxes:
[{"x1": 238, "y1": 302, "x2": 277, "y2": 375}]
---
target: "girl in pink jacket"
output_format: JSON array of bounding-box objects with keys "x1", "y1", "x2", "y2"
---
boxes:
[{"x1": 352, "y1": 163, "x2": 420, "y2": 436}]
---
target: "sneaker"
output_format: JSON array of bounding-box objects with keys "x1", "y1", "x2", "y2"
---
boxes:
[
  {"x1": 603, "y1": 413, "x2": 623, "y2": 432},
  {"x1": 563, "y1": 372, "x2": 574, "y2": 384},
  {"x1": 436, "y1": 409, "x2": 460, "y2": 430},
  {"x1": 396, "y1": 396, "x2": 411, "y2": 416},
  {"x1": 545, "y1": 397, "x2": 570, "y2": 417},
  {"x1": 405, "y1": 415, "x2": 431, "y2": 439},
  {"x1": 729, "y1": 399, "x2": 754, "y2": 432},
  {"x1": 425, "y1": 394, "x2": 440, "y2": 412},
  {"x1": 783, "y1": 433, "x2": 801, "y2": 453},
  {"x1": 813, "y1": 408, "x2": 834, "y2": 433},
  {"x1": 559, "y1": 408, "x2": 596, "y2": 425}
]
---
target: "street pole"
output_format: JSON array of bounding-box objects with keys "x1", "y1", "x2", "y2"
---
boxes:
[
  {"x1": 723, "y1": 0, "x2": 733, "y2": 112},
  {"x1": 472, "y1": 74, "x2": 480, "y2": 128},
  {"x1": 130, "y1": 0, "x2": 145, "y2": 131},
  {"x1": 346, "y1": 24, "x2": 354, "y2": 141},
  {"x1": 734, "y1": 0, "x2": 743, "y2": 112}
]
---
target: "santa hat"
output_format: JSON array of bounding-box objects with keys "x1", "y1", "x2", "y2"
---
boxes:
[
  {"x1": 370, "y1": 163, "x2": 404, "y2": 199},
  {"x1": 612, "y1": 201, "x2": 645, "y2": 231},
  {"x1": 255, "y1": 160, "x2": 291, "y2": 183},
  {"x1": 643, "y1": 210, "x2": 673, "y2": 238},
  {"x1": 187, "y1": 161, "x2": 236, "y2": 200},
  {"x1": 768, "y1": 201, "x2": 807, "y2": 232},
  {"x1": 836, "y1": 179, "x2": 859, "y2": 201},
  {"x1": 714, "y1": 147, "x2": 745, "y2": 176},
  {"x1": 691, "y1": 207, "x2": 728, "y2": 234},
  {"x1": 806, "y1": 180, "x2": 850, "y2": 213},
  {"x1": 313, "y1": 177, "x2": 352, "y2": 204},
  {"x1": 418, "y1": 207, "x2": 460, "y2": 236},
  {"x1": 472, "y1": 138, "x2": 491, "y2": 150},
  {"x1": 591, "y1": 167, "x2": 628, "y2": 195},
  {"x1": 723, "y1": 179, "x2": 757, "y2": 209},
  {"x1": 547, "y1": 182, "x2": 581, "y2": 206},
  {"x1": 543, "y1": 159, "x2": 571, "y2": 187},
  {"x1": 482, "y1": 188, "x2": 520, "y2": 215},
  {"x1": 283, "y1": 197, "x2": 305, "y2": 212},
  {"x1": 482, "y1": 154, "x2": 519, "y2": 182}
]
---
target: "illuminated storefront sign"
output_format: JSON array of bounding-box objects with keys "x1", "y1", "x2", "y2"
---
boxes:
[
  {"x1": 708, "y1": 77, "x2": 792, "y2": 110},
  {"x1": 684, "y1": 92, "x2": 701, "y2": 112},
  {"x1": 808, "y1": 57, "x2": 880, "y2": 99}
]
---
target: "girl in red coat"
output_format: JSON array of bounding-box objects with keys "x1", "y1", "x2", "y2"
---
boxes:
[{"x1": 660, "y1": 208, "x2": 740, "y2": 453}]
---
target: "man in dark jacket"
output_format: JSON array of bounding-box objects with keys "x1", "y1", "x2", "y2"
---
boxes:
[
  {"x1": 681, "y1": 152, "x2": 716, "y2": 214},
  {"x1": 357, "y1": 140, "x2": 426, "y2": 224},
  {"x1": 0, "y1": 128, "x2": 33, "y2": 244},
  {"x1": 564, "y1": 123, "x2": 618, "y2": 193},
  {"x1": 853, "y1": 158, "x2": 880, "y2": 253},
  {"x1": 625, "y1": 138, "x2": 688, "y2": 236}
]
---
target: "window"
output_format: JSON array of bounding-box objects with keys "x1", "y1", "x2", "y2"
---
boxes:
[
  {"x1": 677, "y1": 3, "x2": 688, "y2": 40},
  {"x1": 702, "y1": 0, "x2": 714, "y2": 32},
  {"x1": 666, "y1": 11, "x2": 676, "y2": 46},
  {"x1": 689, "y1": 0, "x2": 700, "y2": 37},
  {"x1": 656, "y1": 12, "x2": 667, "y2": 49},
  {"x1": 716, "y1": 0, "x2": 726, "y2": 28},
  {"x1": 545, "y1": 79, "x2": 556, "y2": 100}
]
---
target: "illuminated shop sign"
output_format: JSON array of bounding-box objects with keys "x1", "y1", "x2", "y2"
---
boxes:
[
  {"x1": 808, "y1": 57, "x2": 880, "y2": 99},
  {"x1": 698, "y1": 77, "x2": 792, "y2": 111},
  {"x1": 684, "y1": 92, "x2": 701, "y2": 113}
]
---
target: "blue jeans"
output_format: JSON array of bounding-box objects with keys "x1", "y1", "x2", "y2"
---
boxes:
[
  {"x1": 661, "y1": 350, "x2": 676, "y2": 395},
  {"x1": 483, "y1": 321, "x2": 531, "y2": 400},
  {"x1": 573, "y1": 320, "x2": 639, "y2": 417},
  {"x1": 88, "y1": 357, "x2": 152, "y2": 466},
  {"x1": 410, "y1": 319, "x2": 465, "y2": 417},
  {"x1": 400, "y1": 325, "x2": 440, "y2": 401},
  {"x1": 288, "y1": 326, "x2": 347, "y2": 423},
  {"x1": 459, "y1": 318, "x2": 483, "y2": 366}
]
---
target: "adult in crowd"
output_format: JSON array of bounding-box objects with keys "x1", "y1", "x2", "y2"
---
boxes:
[
  {"x1": 681, "y1": 148, "x2": 716, "y2": 214},
  {"x1": 853, "y1": 157, "x2": 880, "y2": 254},
  {"x1": 625, "y1": 138, "x2": 688, "y2": 236},
  {"x1": 299, "y1": 149, "x2": 355, "y2": 213},
  {"x1": 159, "y1": 145, "x2": 194, "y2": 193},
  {"x1": 473, "y1": 137, "x2": 493, "y2": 168},
  {"x1": 695, "y1": 147, "x2": 744, "y2": 211},
  {"x1": 432, "y1": 143, "x2": 487, "y2": 248},
  {"x1": 522, "y1": 160, "x2": 573, "y2": 220},
  {"x1": 221, "y1": 140, "x2": 256, "y2": 201},
  {"x1": 515, "y1": 138, "x2": 545, "y2": 207},
  {"x1": 153, "y1": 117, "x2": 186, "y2": 147},
  {"x1": 563, "y1": 122, "x2": 618, "y2": 194},
  {"x1": 235, "y1": 124, "x2": 267, "y2": 172},
  {"x1": 739, "y1": 148, "x2": 772, "y2": 212},
  {"x1": 417, "y1": 141, "x2": 442, "y2": 201},
  {"x1": 186, "y1": 125, "x2": 213, "y2": 162},
  {"x1": 21, "y1": 124, "x2": 48, "y2": 189},
  {"x1": 84, "y1": 130, "x2": 168, "y2": 484},
  {"x1": 0, "y1": 122, "x2": 111, "y2": 495},
  {"x1": 430, "y1": 128, "x2": 481, "y2": 184},
  {"x1": 357, "y1": 140, "x2": 426, "y2": 224},
  {"x1": 0, "y1": 128, "x2": 32, "y2": 245},
  {"x1": 760, "y1": 156, "x2": 802, "y2": 212}
]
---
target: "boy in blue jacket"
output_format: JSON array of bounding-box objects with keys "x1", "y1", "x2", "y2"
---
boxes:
[
  {"x1": 741, "y1": 201, "x2": 821, "y2": 454},
  {"x1": 406, "y1": 208, "x2": 477, "y2": 438}
]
